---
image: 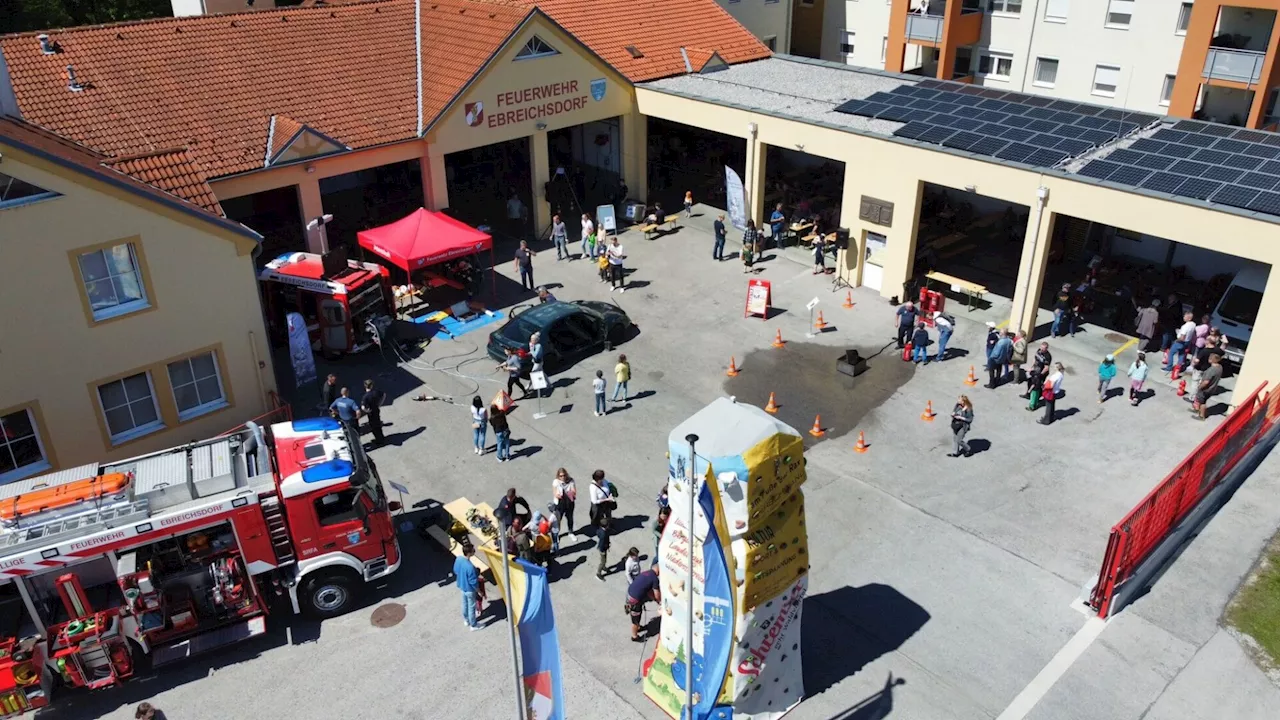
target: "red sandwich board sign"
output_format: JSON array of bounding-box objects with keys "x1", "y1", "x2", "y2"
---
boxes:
[{"x1": 745, "y1": 278, "x2": 772, "y2": 319}]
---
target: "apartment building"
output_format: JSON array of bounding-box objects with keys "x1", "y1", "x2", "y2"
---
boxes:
[
  {"x1": 796, "y1": 0, "x2": 1280, "y2": 129},
  {"x1": 715, "y1": 0, "x2": 795, "y2": 52}
]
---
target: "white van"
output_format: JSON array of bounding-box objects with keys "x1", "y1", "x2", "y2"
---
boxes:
[{"x1": 1211, "y1": 261, "x2": 1269, "y2": 365}]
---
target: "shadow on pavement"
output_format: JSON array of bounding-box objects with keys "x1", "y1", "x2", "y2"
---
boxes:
[
  {"x1": 802, "y1": 584, "x2": 930, "y2": 699},
  {"x1": 830, "y1": 672, "x2": 907, "y2": 720}
]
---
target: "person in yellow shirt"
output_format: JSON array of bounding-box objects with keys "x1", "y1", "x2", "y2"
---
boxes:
[
  {"x1": 597, "y1": 250, "x2": 610, "y2": 283},
  {"x1": 611, "y1": 353, "x2": 631, "y2": 403}
]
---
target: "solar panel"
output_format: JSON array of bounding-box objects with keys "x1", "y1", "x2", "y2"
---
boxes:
[
  {"x1": 1001, "y1": 92, "x2": 1034, "y2": 104},
  {"x1": 859, "y1": 102, "x2": 892, "y2": 118},
  {"x1": 918, "y1": 125, "x2": 958, "y2": 144},
  {"x1": 932, "y1": 102, "x2": 962, "y2": 115},
  {"x1": 952, "y1": 117, "x2": 984, "y2": 131},
  {"x1": 958, "y1": 85, "x2": 986, "y2": 95},
  {"x1": 1199, "y1": 124, "x2": 1237, "y2": 138},
  {"x1": 1073, "y1": 105, "x2": 1104, "y2": 117},
  {"x1": 977, "y1": 88, "x2": 1008, "y2": 99},
  {"x1": 1000, "y1": 126, "x2": 1036, "y2": 142},
  {"x1": 1173, "y1": 120, "x2": 1210, "y2": 133},
  {"x1": 1202, "y1": 166, "x2": 1244, "y2": 183},
  {"x1": 908, "y1": 98, "x2": 942, "y2": 110},
  {"x1": 1048, "y1": 100, "x2": 1082, "y2": 112},
  {"x1": 1180, "y1": 133, "x2": 1218, "y2": 148},
  {"x1": 1141, "y1": 172, "x2": 1186, "y2": 193},
  {"x1": 864, "y1": 92, "x2": 899, "y2": 104},
  {"x1": 1233, "y1": 129, "x2": 1268, "y2": 142},
  {"x1": 1211, "y1": 138, "x2": 1251, "y2": 154},
  {"x1": 1152, "y1": 129, "x2": 1190, "y2": 144},
  {"x1": 1261, "y1": 160, "x2": 1280, "y2": 175},
  {"x1": 834, "y1": 100, "x2": 868, "y2": 115},
  {"x1": 951, "y1": 94, "x2": 984, "y2": 106},
  {"x1": 1108, "y1": 166, "x2": 1154, "y2": 186},
  {"x1": 1078, "y1": 160, "x2": 1122, "y2": 180},
  {"x1": 892, "y1": 122, "x2": 934, "y2": 140},
  {"x1": 977, "y1": 110, "x2": 1010, "y2": 123},
  {"x1": 976, "y1": 122, "x2": 1008, "y2": 135},
  {"x1": 1191, "y1": 148, "x2": 1232, "y2": 165},
  {"x1": 1129, "y1": 138, "x2": 1168, "y2": 154},
  {"x1": 1003, "y1": 115, "x2": 1035, "y2": 128},
  {"x1": 1026, "y1": 119, "x2": 1061, "y2": 133},
  {"x1": 968, "y1": 136, "x2": 1011, "y2": 156},
  {"x1": 953, "y1": 105, "x2": 986, "y2": 118},
  {"x1": 1240, "y1": 143, "x2": 1280, "y2": 160},
  {"x1": 1027, "y1": 133, "x2": 1062, "y2": 148},
  {"x1": 874, "y1": 105, "x2": 918, "y2": 122},
  {"x1": 933, "y1": 114, "x2": 969, "y2": 128},
  {"x1": 1055, "y1": 138, "x2": 1095, "y2": 155},
  {"x1": 1221, "y1": 153, "x2": 1264, "y2": 171},
  {"x1": 1078, "y1": 129, "x2": 1118, "y2": 145},
  {"x1": 1024, "y1": 107, "x2": 1058, "y2": 121},
  {"x1": 1170, "y1": 160, "x2": 1212, "y2": 176},
  {"x1": 915, "y1": 79, "x2": 947, "y2": 89},
  {"x1": 1258, "y1": 133, "x2": 1280, "y2": 147},
  {"x1": 1135, "y1": 154, "x2": 1176, "y2": 170},
  {"x1": 942, "y1": 131, "x2": 984, "y2": 151},
  {"x1": 1022, "y1": 96, "x2": 1055, "y2": 107},
  {"x1": 1054, "y1": 125, "x2": 1087, "y2": 139},
  {"x1": 1174, "y1": 178, "x2": 1222, "y2": 200},
  {"x1": 1106, "y1": 149, "x2": 1143, "y2": 164},
  {"x1": 978, "y1": 99, "x2": 1014, "y2": 112},
  {"x1": 1246, "y1": 191, "x2": 1280, "y2": 214},
  {"x1": 995, "y1": 143, "x2": 1037, "y2": 162},
  {"x1": 1160, "y1": 143, "x2": 1198, "y2": 159},
  {"x1": 1237, "y1": 172, "x2": 1279, "y2": 190},
  {"x1": 1026, "y1": 148, "x2": 1070, "y2": 166},
  {"x1": 1075, "y1": 116, "x2": 1110, "y2": 130},
  {"x1": 1209, "y1": 185, "x2": 1260, "y2": 208},
  {"x1": 890, "y1": 85, "x2": 922, "y2": 97}
]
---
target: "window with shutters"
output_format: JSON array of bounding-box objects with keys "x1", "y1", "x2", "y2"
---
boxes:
[
  {"x1": 1093, "y1": 64, "x2": 1121, "y2": 97},
  {"x1": 1044, "y1": 0, "x2": 1068, "y2": 22},
  {"x1": 1105, "y1": 0, "x2": 1133, "y2": 28},
  {"x1": 1034, "y1": 58, "x2": 1059, "y2": 87},
  {"x1": 1160, "y1": 74, "x2": 1176, "y2": 106}
]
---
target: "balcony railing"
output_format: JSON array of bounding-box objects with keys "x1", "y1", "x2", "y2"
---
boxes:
[
  {"x1": 1202, "y1": 47, "x2": 1266, "y2": 85},
  {"x1": 904, "y1": 7, "x2": 984, "y2": 45}
]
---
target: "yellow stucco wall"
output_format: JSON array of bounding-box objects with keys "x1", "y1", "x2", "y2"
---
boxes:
[
  {"x1": 0, "y1": 147, "x2": 276, "y2": 476},
  {"x1": 635, "y1": 86, "x2": 1280, "y2": 403}
]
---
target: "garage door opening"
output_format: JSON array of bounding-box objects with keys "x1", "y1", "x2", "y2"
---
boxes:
[
  {"x1": 547, "y1": 116, "x2": 623, "y2": 223},
  {"x1": 912, "y1": 183, "x2": 1030, "y2": 314},
  {"x1": 221, "y1": 186, "x2": 306, "y2": 267},
  {"x1": 319, "y1": 159, "x2": 424, "y2": 257},
  {"x1": 445, "y1": 136, "x2": 532, "y2": 241},
  {"x1": 763, "y1": 145, "x2": 846, "y2": 241},
  {"x1": 647, "y1": 116, "x2": 746, "y2": 214}
]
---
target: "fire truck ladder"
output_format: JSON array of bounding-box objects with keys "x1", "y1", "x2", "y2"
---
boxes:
[
  {"x1": 0, "y1": 500, "x2": 152, "y2": 555},
  {"x1": 259, "y1": 496, "x2": 295, "y2": 566}
]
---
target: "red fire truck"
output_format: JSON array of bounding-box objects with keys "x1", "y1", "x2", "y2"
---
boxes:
[
  {"x1": 258, "y1": 250, "x2": 393, "y2": 356},
  {"x1": 0, "y1": 417, "x2": 401, "y2": 714}
]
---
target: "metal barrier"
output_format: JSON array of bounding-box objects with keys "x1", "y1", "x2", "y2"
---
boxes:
[
  {"x1": 218, "y1": 403, "x2": 294, "y2": 437},
  {"x1": 1089, "y1": 383, "x2": 1279, "y2": 616}
]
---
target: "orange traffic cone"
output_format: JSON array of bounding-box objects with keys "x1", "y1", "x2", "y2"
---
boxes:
[
  {"x1": 842, "y1": 291, "x2": 855, "y2": 309},
  {"x1": 809, "y1": 415, "x2": 825, "y2": 437},
  {"x1": 772, "y1": 329, "x2": 785, "y2": 348},
  {"x1": 921, "y1": 401, "x2": 935, "y2": 421},
  {"x1": 1177, "y1": 379, "x2": 1186, "y2": 396},
  {"x1": 765, "y1": 392, "x2": 779, "y2": 414},
  {"x1": 854, "y1": 431, "x2": 868, "y2": 453},
  {"x1": 492, "y1": 389, "x2": 514, "y2": 411},
  {"x1": 814, "y1": 312, "x2": 828, "y2": 330},
  {"x1": 964, "y1": 365, "x2": 979, "y2": 386},
  {"x1": 727, "y1": 356, "x2": 740, "y2": 377}
]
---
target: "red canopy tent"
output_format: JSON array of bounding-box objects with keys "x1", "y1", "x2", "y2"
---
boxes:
[{"x1": 357, "y1": 207, "x2": 495, "y2": 299}]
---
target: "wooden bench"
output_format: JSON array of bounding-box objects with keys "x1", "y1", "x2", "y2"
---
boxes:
[
  {"x1": 925, "y1": 271, "x2": 988, "y2": 310},
  {"x1": 661, "y1": 213, "x2": 681, "y2": 230},
  {"x1": 637, "y1": 223, "x2": 661, "y2": 240},
  {"x1": 422, "y1": 497, "x2": 497, "y2": 572}
]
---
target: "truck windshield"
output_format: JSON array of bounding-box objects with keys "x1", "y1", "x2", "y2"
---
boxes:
[
  {"x1": 1218, "y1": 285, "x2": 1263, "y2": 326},
  {"x1": 342, "y1": 424, "x2": 386, "y2": 509}
]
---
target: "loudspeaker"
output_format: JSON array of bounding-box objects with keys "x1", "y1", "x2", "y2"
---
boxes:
[
  {"x1": 834, "y1": 228, "x2": 850, "y2": 250},
  {"x1": 321, "y1": 246, "x2": 348, "y2": 278}
]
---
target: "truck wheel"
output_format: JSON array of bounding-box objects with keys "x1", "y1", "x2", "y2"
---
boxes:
[{"x1": 299, "y1": 571, "x2": 359, "y2": 619}]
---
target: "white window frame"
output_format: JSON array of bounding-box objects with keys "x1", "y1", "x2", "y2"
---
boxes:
[
  {"x1": 1160, "y1": 74, "x2": 1176, "y2": 106},
  {"x1": 1093, "y1": 64, "x2": 1121, "y2": 97},
  {"x1": 77, "y1": 242, "x2": 151, "y2": 322},
  {"x1": 97, "y1": 372, "x2": 164, "y2": 445},
  {"x1": 1176, "y1": 2, "x2": 1193, "y2": 35},
  {"x1": 988, "y1": 0, "x2": 1023, "y2": 15},
  {"x1": 881, "y1": 36, "x2": 888, "y2": 63},
  {"x1": 1034, "y1": 57, "x2": 1059, "y2": 88},
  {"x1": 0, "y1": 171, "x2": 60, "y2": 210},
  {"x1": 978, "y1": 51, "x2": 1014, "y2": 81},
  {"x1": 1044, "y1": 0, "x2": 1068, "y2": 22},
  {"x1": 840, "y1": 30, "x2": 856, "y2": 58},
  {"x1": 1105, "y1": 0, "x2": 1133, "y2": 29},
  {"x1": 514, "y1": 36, "x2": 559, "y2": 61},
  {"x1": 168, "y1": 351, "x2": 228, "y2": 421},
  {"x1": 0, "y1": 408, "x2": 51, "y2": 485}
]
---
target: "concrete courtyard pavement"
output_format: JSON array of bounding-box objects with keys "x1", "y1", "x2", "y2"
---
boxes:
[{"x1": 45, "y1": 211, "x2": 1280, "y2": 719}]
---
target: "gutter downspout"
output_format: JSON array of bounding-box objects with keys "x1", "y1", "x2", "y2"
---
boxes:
[
  {"x1": 1012, "y1": 184, "x2": 1050, "y2": 333},
  {"x1": 415, "y1": 0, "x2": 424, "y2": 136},
  {"x1": 1018, "y1": 0, "x2": 1043, "y2": 93}
]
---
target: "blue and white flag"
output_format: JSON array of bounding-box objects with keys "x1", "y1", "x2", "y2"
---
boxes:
[
  {"x1": 725, "y1": 167, "x2": 747, "y2": 231},
  {"x1": 286, "y1": 311, "x2": 317, "y2": 388},
  {"x1": 517, "y1": 560, "x2": 566, "y2": 720}
]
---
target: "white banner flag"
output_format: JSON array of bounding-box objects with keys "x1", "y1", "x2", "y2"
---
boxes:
[
  {"x1": 725, "y1": 166, "x2": 747, "y2": 231},
  {"x1": 286, "y1": 311, "x2": 317, "y2": 388}
]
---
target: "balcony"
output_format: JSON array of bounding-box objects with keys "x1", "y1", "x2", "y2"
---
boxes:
[
  {"x1": 902, "y1": 4, "x2": 984, "y2": 47},
  {"x1": 1202, "y1": 47, "x2": 1266, "y2": 85},
  {"x1": 905, "y1": 13, "x2": 946, "y2": 43}
]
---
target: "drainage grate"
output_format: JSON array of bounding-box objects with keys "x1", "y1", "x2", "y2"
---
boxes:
[
  {"x1": 1103, "y1": 333, "x2": 1130, "y2": 344},
  {"x1": 370, "y1": 603, "x2": 406, "y2": 628}
]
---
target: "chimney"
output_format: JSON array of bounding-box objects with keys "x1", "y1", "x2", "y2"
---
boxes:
[
  {"x1": 66, "y1": 65, "x2": 84, "y2": 92},
  {"x1": 37, "y1": 34, "x2": 56, "y2": 54}
]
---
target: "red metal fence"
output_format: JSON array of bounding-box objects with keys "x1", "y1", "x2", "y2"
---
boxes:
[
  {"x1": 218, "y1": 400, "x2": 294, "y2": 438},
  {"x1": 1089, "y1": 383, "x2": 1280, "y2": 617}
]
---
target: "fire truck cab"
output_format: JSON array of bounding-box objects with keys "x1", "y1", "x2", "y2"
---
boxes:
[{"x1": 0, "y1": 418, "x2": 399, "y2": 714}]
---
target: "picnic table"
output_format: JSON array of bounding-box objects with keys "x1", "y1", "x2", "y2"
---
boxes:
[
  {"x1": 420, "y1": 497, "x2": 500, "y2": 573},
  {"x1": 637, "y1": 213, "x2": 681, "y2": 240},
  {"x1": 925, "y1": 271, "x2": 987, "y2": 310}
]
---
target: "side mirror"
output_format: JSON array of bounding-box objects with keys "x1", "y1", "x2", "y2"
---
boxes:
[{"x1": 388, "y1": 501, "x2": 402, "y2": 512}]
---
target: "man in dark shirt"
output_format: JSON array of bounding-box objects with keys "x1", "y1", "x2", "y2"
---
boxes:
[
  {"x1": 360, "y1": 378, "x2": 386, "y2": 447},
  {"x1": 495, "y1": 488, "x2": 532, "y2": 530},
  {"x1": 626, "y1": 565, "x2": 662, "y2": 641},
  {"x1": 319, "y1": 374, "x2": 338, "y2": 415},
  {"x1": 513, "y1": 240, "x2": 536, "y2": 291},
  {"x1": 1051, "y1": 284, "x2": 1073, "y2": 337},
  {"x1": 894, "y1": 301, "x2": 917, "y2": 349},
  {"x1": 713, "y1": 214, "x2": 727, "y2": 261},
  {"x1": 1193, "y1": 352, "x2": 1223, "y2": 421}
]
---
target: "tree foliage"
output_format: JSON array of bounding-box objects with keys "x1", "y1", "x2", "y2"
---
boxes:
[{"x1": 2, "y1": 0, "x2": 174, "y2": 34}]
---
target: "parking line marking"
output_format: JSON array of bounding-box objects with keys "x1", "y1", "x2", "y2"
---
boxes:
[
  {"x1": 996, "y1": 319, "x2": 1009, "y2": 329},
  {"x1": 1113, "y1": 337, "x2": 1138, "y2": 356},
  {"x1": 995, "y1": 616, "x2": 1108, "y2": 720}
]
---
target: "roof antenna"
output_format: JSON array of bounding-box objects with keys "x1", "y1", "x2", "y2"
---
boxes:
[{"x1": 66, "y1": 65, "x2": 84, "y2": 92}]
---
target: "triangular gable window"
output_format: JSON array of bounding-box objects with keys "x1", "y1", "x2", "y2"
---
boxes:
[
  {"x1": 515, "y1": 36, "x2": 559, "y2": 61},
  {"x1": 265, "y1": 115, "x2": 349, "y2": 167},
  {"x1": 0, "y1": 171, "x2": 60, "y2": 209}
]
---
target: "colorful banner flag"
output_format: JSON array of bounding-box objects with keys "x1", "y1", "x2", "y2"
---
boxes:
[
  {"x1": 516, "y1": 560, "x2": 566, "y2": 720},
  {"x1": 286, "y1": 311, "x2": 317, "y2": 388},
  {"x1": 725, "y1": 166, "x2": 747, "y2": 231}
]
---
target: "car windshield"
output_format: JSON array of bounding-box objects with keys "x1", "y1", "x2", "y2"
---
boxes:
[
  {"x1": 1218, "y1": 285, "x2": 1263, "y2": 326},
  {"x1": 500, "y1": 314, "x2": 543, "y2": 344}
]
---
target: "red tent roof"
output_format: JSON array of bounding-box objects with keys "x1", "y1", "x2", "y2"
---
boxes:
[{"x1": 357, "y1": 208, "x2": 492, "y2": 272}]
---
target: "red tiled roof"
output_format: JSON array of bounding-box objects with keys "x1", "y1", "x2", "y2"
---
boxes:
[
  {"x1": 267, "y1": 115, "x2": 305, "y2": 163},
  {"x1": 529, "y1": 0, "x2": 770, "y2": 82},
  {"x1": 0, "y1": 0, "x2": 529, "y2": 178},
  {"x1": 0, "y1": 117, "x2": 256, "y2": 238},
  {"x1": 0, "y1": 0, "x2": 766, "y2": 185},
  {"x1": 104, "y1": 148, "x2": 223, "y2": 213}
]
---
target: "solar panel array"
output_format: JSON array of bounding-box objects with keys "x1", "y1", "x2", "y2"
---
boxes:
[
  {"x1": 835, "y1": 78, "x2": 1161, "y2": 169},
  {"x1": 1074, "y1": 120, "x2": 1280, "y2": 217}
]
